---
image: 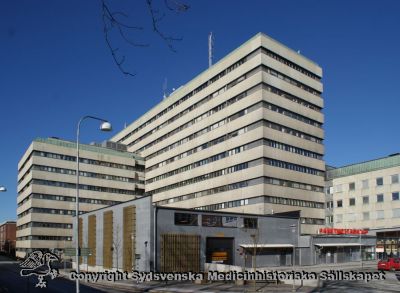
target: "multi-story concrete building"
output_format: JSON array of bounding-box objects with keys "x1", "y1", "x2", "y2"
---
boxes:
[
  {"x1": 0, "y1": 221, "x2": 16, "y2": 255},
  {"x1": 111, "y1": 32, "x2": 325, "y2": 234},
  {"x1": 16, "y1": 137, "x2": 145, "y2": 258},
  {"x1": 326, "y1": 153, "x2": 400, "y2": 258}
]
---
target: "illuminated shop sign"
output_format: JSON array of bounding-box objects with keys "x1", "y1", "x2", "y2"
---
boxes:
[{"x1": 318, "y1": 228, "x2": 368, "y2": 235}]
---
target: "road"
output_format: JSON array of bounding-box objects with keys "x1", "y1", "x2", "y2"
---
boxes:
[
  {"x1": 312, "y1": 268, "x2": 400, "y2": 292},
  {"x1": 1, "y1": 256, "x2": 400, "y2": 292},
  {"x1": 0, "y1": 258, "x2": 104, "y2": 293}
]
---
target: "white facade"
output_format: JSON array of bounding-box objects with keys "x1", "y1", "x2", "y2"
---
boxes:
[
  {"x1": 112, "y1": 33, "x2": 325, "y2": 234},
  {"x1": 16, "y1": 138, "x2": 145, "y2": 258},
  {"x1": 327, "y1": 154, "x2": 400, "y2": 232}
]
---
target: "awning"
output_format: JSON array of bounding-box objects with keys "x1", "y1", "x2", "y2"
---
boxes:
[
  {"x1": 240, "y1": 244, "x2": 294, "y2": 248},
  {"x1": 315, "y1": 243, "x2": 369, "y2": 247}
]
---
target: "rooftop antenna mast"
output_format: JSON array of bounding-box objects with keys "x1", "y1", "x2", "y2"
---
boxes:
[
  {"x1": 208, "y1": 32, "x2": 214, "y2": 68},
  {"x1": 163, "y1": 78, "x2": 168, "y2": 99}
]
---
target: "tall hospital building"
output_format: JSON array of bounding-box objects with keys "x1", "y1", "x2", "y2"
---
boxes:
[
  {"x1": 16, "y1": 138, "x2": 145, "y2": 258},
  {"x1": 112, "y1": 33, "x2": 325, "y2": 234}
]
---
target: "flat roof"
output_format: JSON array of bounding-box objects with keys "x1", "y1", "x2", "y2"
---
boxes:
[
  {"x1": 156, "y1": 206, "x2": 300, "y2": 220},
  {"x1": 326, "y1": 154, "x2": 400, "y2": 179},
  {"x1": 34, "y1": 137, "x2": 143, "y2": 160},
  {"x1": 0, "y1": 221, "x2": 16, "y2": 226},
  {"x1": 315, "y1": 243, "x2": 370, "y2": 247},
  {"x1": 241, "y1": 244, "x2": 294, "y2": 248},
  {"x1": 77, "y1": 196, "x2": 300, "y2": 220}
]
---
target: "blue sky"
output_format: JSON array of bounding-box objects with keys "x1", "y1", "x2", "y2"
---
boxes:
[{"x1": 1, "y1": 0, "x2": 399, "y2": 222}]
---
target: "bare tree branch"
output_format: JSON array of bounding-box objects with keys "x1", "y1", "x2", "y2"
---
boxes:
[
  {"x1": 101, "y1": 0, "x2": 189, "y2": 76},
  {"x1": 146, "y1": 0, "x2": 185, "y2": 52},
  {"x1": 102, "y1": 0, "x2": 149, "y2": 76},
  {"x1": 164, "y1": 0, "x2": 190, "y2": 12}
]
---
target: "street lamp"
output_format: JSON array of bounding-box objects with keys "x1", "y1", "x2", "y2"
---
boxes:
[
  {"x1": 75, "y1": 116, "x2": 112, "y2": 293},
  {"x1": 0, "y1": 186, "x2": 6, "y2": 192},
  {"x1": 290, "y1": 223, "x2": 297, "y2": 293}
]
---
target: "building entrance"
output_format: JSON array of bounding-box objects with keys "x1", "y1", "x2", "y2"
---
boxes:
[{"x1": 206, "y1": 237, "x2": 234, "y2": 265}]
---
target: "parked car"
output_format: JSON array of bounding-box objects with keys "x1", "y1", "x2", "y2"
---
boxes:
[{"x1": 378, "y1": 258, "x2": 400, "y2": 271}]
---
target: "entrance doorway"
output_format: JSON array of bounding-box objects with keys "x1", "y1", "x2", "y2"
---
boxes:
[{"x1": 206, "y1": 237, "x2": 234, "y2": 265}]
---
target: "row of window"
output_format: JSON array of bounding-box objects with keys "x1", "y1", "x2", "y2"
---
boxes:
[
  {"x1": 266, "y1": 158, "x2": 324, "y2": 176},
  {"x1": 118, "y1": 50, "x2": 253, "y2": 144},
  {"x1": 336, "y1": 209, "x2": 400, "y2": 223},
  {"x1": 147, "y1": 161, "x2": 250, "y2": 196},
  {"x1": 19, "y1": 150, "x2": 143, "y2": 177},
  {"x1": 17, "y1": 235, "x2": 72, "y2": 241},
  {"x1": 18, "y1": 207, "x2": 81, "y2": 218},
  {"x1": 264, "y1": 65, "x2": 321, "y2": 97},
  {"x1": 265, "y1": 119, "x2": 323, "y2": 144},
  {"x1": 18, "y1": 193, "x2": 121, "y2": 207},
  {"x1": 19, "y1": 179, "x2": 142, "y2": 196},
  {"x1": 264, "y1": 101, "x2": 322, "y2": 128},
  {"x1": 147, "y1": 144, "x2": 248, "y2": 184},
  {"x1": 147, "y1": 116, "x2": 323, "y2": 173},
  {"x1": 147, "y1": 138, "x2": 323, "y2": 184},
  {"x1": 145, "y1": 101, "x2": 258, "y2": 160},
  {"x1": 174, "y1": 212, "x2": 258, "y2": 229},
  {"x1": 333, "y1": 175, "x2": 399, "y2": 193},
  {"x1": 261, "y1": 47, "x2": 321, "y2": 80},
  {"x1": 264, "y1": 195, "x2": 324, "y2": 209},
  {"x1": 131, "y1": 64, "x2": 321, "y2": 151},
  {"x1": 195, "y1": 199, "x2": 249, "y2": 211},
  {"x1": 154, "y1": 176, "x2": 324, "y2": 205},
  {"x1": 300, "y1": 218, "x2": 325, "y2": 225},
  {"x1": 31, "y1": 164, "x2": 142, "y2": 184},
  {"x1": 336, "y1": 192, "x2": 400, "y2": 207},
  {"x1": 148, "y1": 157, "x2": 323, "y2": 195},
  {"x1": 130, "y1": 67, "x2": 259, "y2": 150},
  {"x1": 119, "y1": 46, "x2": 321, "y2": 145},
  {"x1": 17, "y1": 222, "x2": 72, "y2": 230},
  {"x1": 146, "y1": 120, "x2": 256, "y2": 172},
  {"x1": 177, "y1": 210, "x2": 323, "y2": 226},
  {"x1": 133, "y1": 65, "x2": 321, "y2": 153},
  {"x1": 262, "y1": 83, "x2": 321, "y2": 112},
  {"x1": 265, "y1": 139, "x2": 323, "y2": 160},
  {"x1": 146, "y1": 101, "x2": 323, "y2": 162}
]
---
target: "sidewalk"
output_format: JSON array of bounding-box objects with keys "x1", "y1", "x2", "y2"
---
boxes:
[{"x1": 258, "y1": 260, "x2": 377, "y2": 272}]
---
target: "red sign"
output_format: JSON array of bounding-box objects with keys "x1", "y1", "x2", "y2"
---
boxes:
[{"x1": 319, "y1": 228, "x2": 368, "y2": 235}]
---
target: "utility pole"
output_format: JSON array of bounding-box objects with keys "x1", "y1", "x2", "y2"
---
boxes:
[{"x1": 360, "y1": 231, "x2": 363, "y2": 268}]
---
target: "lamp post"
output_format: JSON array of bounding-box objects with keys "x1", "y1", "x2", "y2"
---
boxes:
[
  {"x1": 0, "y1": 186, "x2": 6, "y2": 192},
  {"x1": 290, "y1": 223, "x2": 297, "y2": 293},
  {"x1": 75, "y1": 116, "x2": 112, "y2": 293},
  {"x1": 359, "y1": 231, "x2": 363, "y2": 268}
]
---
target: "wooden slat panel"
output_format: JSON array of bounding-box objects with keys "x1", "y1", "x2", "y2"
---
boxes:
[
  {"x1": 160, "y1": 234, "x2": 200, "y2": 272},
  {"x1": 88, "y1": 215, "x2": 96, "y2": 266},
  {"x1": 103, "y1": 211, "x2": 113, "y2": 269},
  {"x1": 123, "y1": 205, "x2": 136, "y2": 271}
]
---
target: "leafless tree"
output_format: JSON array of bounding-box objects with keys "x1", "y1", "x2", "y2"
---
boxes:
[
  {"x1": 101, "y1": 0, "x2": 190, "y2": 76},
  {"x1": 113, "y1": 224, "x2": 122, "y2": 270}
]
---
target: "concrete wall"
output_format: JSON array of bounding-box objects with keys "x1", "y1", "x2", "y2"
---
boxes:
[
  {"x1": 76, "y1": 196, "x2": 153, "y2": 272},
  {"x1": 155, "y1": 208, "x2": 299, "y2": 270}
]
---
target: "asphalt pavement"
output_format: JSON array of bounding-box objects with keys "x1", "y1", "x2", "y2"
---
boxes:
[
  {"x1": 0, "y1": 256, "x2": 103, "y2": 293},
  {"x1": 2, "y1": 256, "x2": 400, "y2": 293}
]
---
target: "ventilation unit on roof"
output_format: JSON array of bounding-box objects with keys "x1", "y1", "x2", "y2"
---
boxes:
[{"x1": 101, "y1": 141, "x2": 127, "y2": 152}]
